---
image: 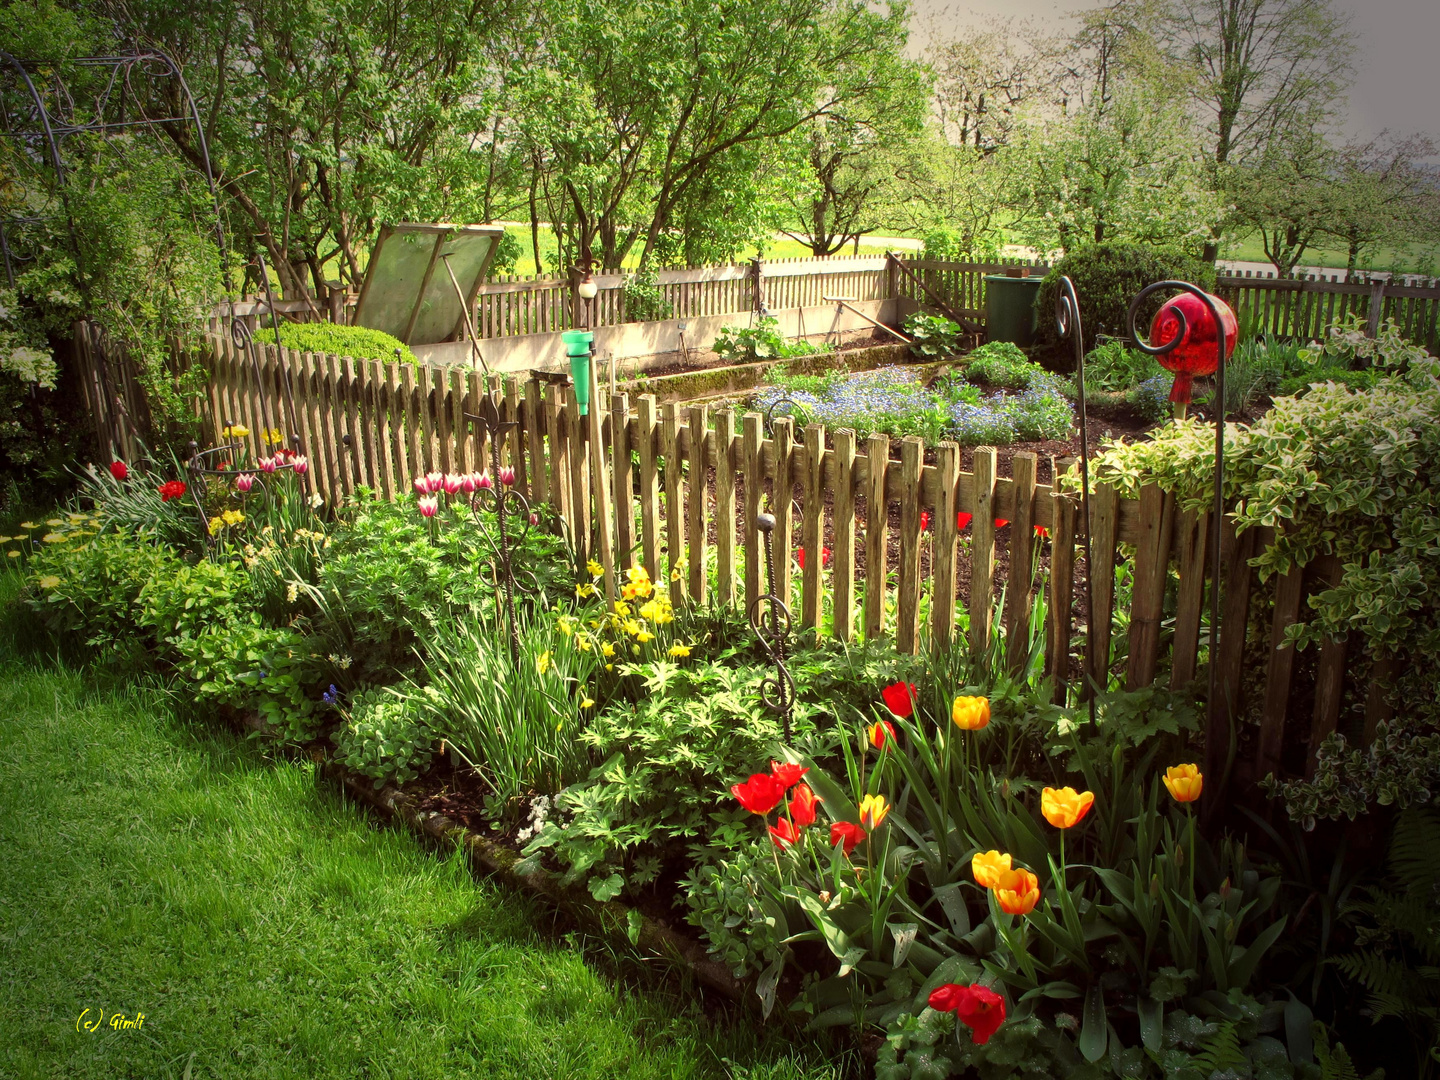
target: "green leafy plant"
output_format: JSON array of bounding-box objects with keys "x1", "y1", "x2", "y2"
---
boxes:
[
  {"x1": 906, "y1": 313, "x2": 966, "y2": 359},
  {"x1": 714, "y1": 317, "x2": 830, "y2": 364},
  {"x1": 331, "y1": 687, "x2": 437, "y2": 789},
  {"x1": 269, "y1": 321, "x2": 418, "y2": 366},
  {"x1": 962, "y1": 342, "x2": 1047, "y2": 390},
  {"x1": 621, "y1": 266, "x2": 674, "y2": 322},
  {"x1": 1081, "y1": 339, "x2": 1164, "y2": 393}
]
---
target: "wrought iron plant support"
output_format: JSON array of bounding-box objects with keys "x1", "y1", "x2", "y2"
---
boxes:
[
  {"x1": 1125, "y1": 281, "x2": 1230, "y2": 792},
  {"x1": 1053, "y1": 276, "x2": 1098, "y2": 726},
  {"x1": 465, "y1": 394, "x2": 532, "y2": 665},
  {"x1": 749, "y1": 512, "x2": 797, "y2": 743}
]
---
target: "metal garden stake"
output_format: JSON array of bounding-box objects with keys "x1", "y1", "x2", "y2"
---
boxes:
[{"x1": 750, "y1": 512, "x2": 797, "y2": 743}]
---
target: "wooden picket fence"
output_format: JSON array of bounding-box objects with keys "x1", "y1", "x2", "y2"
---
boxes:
[
  {"x1": 1215, "y1": 274, "x2": 1440, "y2": 351},
  {"x1": 202, "y1": 334, "x2": 1402, "y2": 788}
]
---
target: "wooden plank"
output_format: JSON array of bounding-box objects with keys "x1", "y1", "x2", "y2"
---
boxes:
[
  {"x1": 566, "y1": 384, "x2": 590, "y2": 562},
  {"x1": 969, "y1": 448, "x2": 998, "y2": 657},
  {"x1": 773, "y1": 417, "x2": 796, "y2": 614},
  {"x1": 930, "y1": 441, "x2": 960, "y2": 649},
  {"x1": 340, "y1": 355, "x2": 363, "y2": 494},
  {"x1": 687, "y1": 405, "x2": 710, "y2": 605},
  {"x1": 742, "y1": 413, "x2": 764, "y2": 615},
  {"x1": 463, "y1": 370, "x2": 484, "y2": 475},
  {"x1": 368, "y1": 360, "x2": 394, "y2": 500},
  {"x1": 832, "y1": 428, "x2": 859, "y2": 642},
  {"x1": 635, "y1": 394, "x2": 660, "y2": 581},
  {"x1": 525, "y1": 378, "x2": 549, "y2": 505},
  {"x1": 1363, "y1": 654, "x2": 1399, "y2": 745},
  {"x1": 1257, "y1": 564, "x2": 1306, "y2": 776},
  {"x1": 506, "y1": 376, "x2": 526, "y2": 495},
  {"x1": 300, "y1": 353, "x2": 331, "y2": 505},
  {"x1": 800, "y1": 424, "x2": 825, "y2": 631},
  {"x1": 1005, "y1": 452, "x2": 1039, "y2": 673},
  {"x1": 1215, "y1": 519, "x2": 1260, "y2": 738},
  {"x1": 1307, "y1": 557, "x2": 1346, "y2": 775},
  {"x1": 612, "y1": 392, "x2": 635, "y2": 573},
  {"x1": 895, "y1": 436, "x2": 924, "y2": 654},
  {"x1": 586, "y1": 364, "x2": 616, "y2": 598},
  {"x1": 400, "y1": 363, "x2": 423, "y2": 483},
  {"x1": 448, "y1": 368, "x2": 468, "y2": 476},
  {"x1": 1086, "y1": 483, "x2": 1119, "y2": 694},
  {"x1": 863, "y1": 434, "x2": 889, "y2": 641},
  {"x1": 545, "y1": 382, "x2": 571, "y2": 525},
  {"x1": 1124, "y1": 485, "x2": 1171, "y2": 689},
  {"x1": 661, "y1": 401, "x2": 687, "y2": 601},
  {"x1": 316, "y1": 354, "x2": 343, "y2": 500},
  {"x1": 1170, "y1": 509, "x2": 1209, "y2": 689},
  {"x1": 1047, "y1": 479, "x2": 1077, "y2": 702},
  {"x1": 714, "y1": 409, "x2": 737, "y2": 606},
  {"x1": 354, "y1": 358, "x2": 378, "y2": 490},
  {"x1": 433, "y1": 366, "x2": 453, "y2": 475}
]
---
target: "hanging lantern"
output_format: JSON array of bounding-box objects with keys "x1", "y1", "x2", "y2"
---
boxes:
[{"x1": 1148, "y1": 291, "x2": 1238, "y2": 404}]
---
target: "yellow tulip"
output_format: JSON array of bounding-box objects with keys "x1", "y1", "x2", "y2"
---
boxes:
[
  {"x1": 951, "y1": 695, "x2": 991, "y2": 731},
  {"x1": 1163, "y1": 764, "x2": 1203, "y2": 803},
  {"x1": 971, "y1": 850, "x2": 1012, "y2": 889},
  {"x1": 858, "y1": 793, "x2": 890, "y2": 830},
  {"x1": 1041, "y1": 787, "x2": 1095, "y2": 829},
  {"x1": 993, "y1": 867, "x2": 1040, "y2": 916}
]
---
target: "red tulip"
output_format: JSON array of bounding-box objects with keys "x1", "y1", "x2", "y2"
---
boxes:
[
  {"x1": 731, "y1": 772, "x2": 787, "y2": 815},
  {"x1": 109, "y1": 461, "x2": 128, "y2": 481},
  {"x1": 789, "y1": 784, "x2": 819, "y2": 828},
  {"x1": 797, "y1": 546, "x2": 832, "y2": 570},
  {"x1": 956, "y1": 511, "x2": 973, "y2": 530},
  {"x1": 769, "y1": 817, "x2": 800, "y2": 849},
  {"x1": 881, "y1": 681, "x2": 918, "y2": 719},
  {"x1": 919, "y1": 510, "x2": 930, "y2": 532},
  {"x1": 830, "y1": 821, "x2": 867, "y2": 856},
  {"x1": 1034, "y1": 524, "x2": 1049, "y2": 538},
  {"x1": 158, "y1": 480, "x2": 187, "y2": 502},
  {"x1": 994, "y1": 518, "x2": 1009, "y2": 528},
  {"x1": 770, "y1": 761, "x2": 809, "y2": 789},
  {"x1": 928, "y1": 983, "x2": 1006, "y2": 1045}
]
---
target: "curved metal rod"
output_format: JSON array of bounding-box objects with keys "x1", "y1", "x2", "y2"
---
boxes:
[
  {"x1": 1053, "y1": 276, "x2": 1096, "y2": 724},
  {"x1": 1126, "y1": 280, "x2": 1229, "y2": 791}
]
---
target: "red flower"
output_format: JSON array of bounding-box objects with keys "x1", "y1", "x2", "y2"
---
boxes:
[
  {"x1": 731, "y1": 773, "x2": 787, "y2": 815},
  {"x1": 830, "y1": 821, "x2": 867, "y2": 856},
  {"x1": 881, "y1": 681, "x2": 918, "y2": 719},
  {"x1": 869, "y1": 719, "x2": 898, "y2": 750},
  {"x1": 1034, "y1": 524, "x2": 1049, "y2": 538},
  {"x1": 789, "y1": 783, "x2": 819, "y2": 828},
  {"x1": 797, "y1": 546, "x2": 832, "y2": 570},
  {"x1": 109, "y1": 461, "x2": 128, "y2": 481},
  {"x1": 994, "y1": 518, "x2": 1009, "y2": 528},
  {"x1": 956, "y1": 511, "x2": 973, "y2": 531},
  {"x1": 928, "y1": 983, "x2": 1006, "y2": 1045},
  {"x1": 158, "y1": 480, "x2": 187, "y2": 502},
  {"x1": 919, "y1": 510, "x2": 930, "y2": 532},
  {"x1": 771, "y1": 760, "x2": 810, "y2": 789},
  {"x1": 769, "y1": 817, "x2": 800, "y2": 849}
]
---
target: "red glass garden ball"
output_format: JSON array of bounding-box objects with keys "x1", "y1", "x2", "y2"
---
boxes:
[{"x1": 1148, "y1": 292, "x2": 1238, "y2": 404}]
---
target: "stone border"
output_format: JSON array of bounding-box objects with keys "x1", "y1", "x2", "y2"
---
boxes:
[{"x1": 320, "y1": 761, "x2": 749, "y2": 1004}]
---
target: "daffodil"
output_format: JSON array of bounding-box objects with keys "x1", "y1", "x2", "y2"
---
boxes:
[
  {"x1": 580, "y1": 697, "x2": 595, "y2": 709},
  {"x1": 635, "y1": 630, "x2": 655, "y2": 644},
  {"x1": 587, "y1": 559, "x2": 604, "y2": 577},
  {"x1": 536, "y1": 650, "x2": 551, "y2": 675},
  {"x1": 668, "y1": 643, "x2": 691, "y2": 658}
]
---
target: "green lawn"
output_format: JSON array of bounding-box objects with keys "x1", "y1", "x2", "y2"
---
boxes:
[{"x1": 0, "y1": 591, "x2": 843, "y2": 1080}]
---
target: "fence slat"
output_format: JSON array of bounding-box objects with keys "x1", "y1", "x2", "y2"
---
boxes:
[
  {"x1": 1047, "y1": 476, "x2": 1077, "y2": 701},
  {"x1": 863, "y1": 434, "x2": 889, "y2": 641},
  {"x1": 1257, "y1": 565, "x2": 1305, "y2": 775},
  {"x1": 742, "y1": 413, "x2": 764, "y2": 614},
  {"x1": 1170, "y1": 509, "x2": 1208, "y2": 689},
  {"x1": 661, "y1": 402, "x2": 687, "y2": 601},
  {"x1": 969, "y1": 448, "x2": 998, "y2": 657},
  {"x1": 1125, "y1": 485, "x2": 1171, "y2": 689},
  {"x1": 506, "y1": 376, "x2": 526, "y2": 495},
  {"x1": 315, "y1": 354, "x2": 342, "y2": 502},
  {"x1": 1216, "y1": 520, "x2": 1260, "y2": 739},
  {"x1": 896, "y1": 436, "x2": 924, "y2": 654},
  {"x1": 1006, "y1": 452, "x2": 1038, "y2": 673},
  {"x1": 687, "y1": 405, "x2": 710, "y2": 605},
  {"x1": 565, "y1": 385, "x2": 590, "y2": 563},
  {"x1": 714, "y1": 410, "x2": 737, "y2": 606},
  {"x1": 930, "y1": 441, "x2": 960, "y2": 648},
  {"x1": 800, "y1": 424, "x2": 826, "y2": 630},
  {"x1": 635, "y1": 395, "x2": 660, "y2": 581},
  {"x1": 773, "y1": 418, "x2": 796, "y2": 613},
  {"x1": 546, "y1": 383, "x2": 570, "y2": 525},
  {"x1": 586, "y1": 368, "x2": 616, "y2": 597},
  {"x1": 1087, "y1": 483, "x2": 1119, "y2": 692},
  {"x1": 612, "y1": 392, "x2": 634, "y2": 573},
  {"x1": 525, "y1": 379, "x2": 549, "y2": 506},
  {"x1": 832, "y1": 428, "x2": 859, "y2": 642}
]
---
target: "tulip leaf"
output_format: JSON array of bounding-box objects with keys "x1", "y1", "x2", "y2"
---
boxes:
[
  {"x1": 1137, "y1": 994, "x2": 1163, "y2": 1052},
  {"x1": 756, "y1": 952, "x2": 785, "y2": 1019},
  {"x1": 1080, "y1": 983, "x2": 1108, "y2": 1062},
  {"x1": 931, "y1": 882, "x2": 971, "y2": 938},
  {"x1": 888, "y1": 922, "x2": 919, "y2": 967},
  {"x1": 1283, "y1": 994, "x2": 1314, "y2": 1064},
  {"x1": 1227, "y1": 916, "x2": 1287, "y2": 989}
]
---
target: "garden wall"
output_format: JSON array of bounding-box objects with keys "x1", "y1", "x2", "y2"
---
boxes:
[{"x1": 196, "y1": 333, "x2": 1406, "y2": 796}]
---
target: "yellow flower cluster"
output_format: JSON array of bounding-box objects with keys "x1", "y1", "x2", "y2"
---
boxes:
[
  {"x1": 563, "y1": 562, "x2": 689, "y2": 666},
  {"x1": 207, "y1": 509, "x2": 246, "y2": 537},
  {"x1": 221, "y1": 424, "x2": 251, "y2": 440},
  {"x1": 6, "y1": 511, "x2": 103, "y2": 561},
  {"x1": 260, "y1": 428, "x2": 285, "y2": 446}
]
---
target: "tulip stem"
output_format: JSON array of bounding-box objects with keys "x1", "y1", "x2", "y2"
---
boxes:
[
  {"x1": 1059, "y1": 829, "x2": 1066, "y2": 889},
  {"x1": 1186, "y1": 804, "x2": 1196, "y2": 911}
]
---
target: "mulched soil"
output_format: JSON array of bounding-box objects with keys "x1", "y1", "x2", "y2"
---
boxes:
[{"x1": 629, "y1": 327, "x2": 895, "y2": 379}]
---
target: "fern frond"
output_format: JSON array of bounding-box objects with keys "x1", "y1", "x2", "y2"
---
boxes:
[
  {"x1": 1390, "y1": 806, "x2": 1440, "y2": 890},
  {"x1": 1193, "y1": 1021, "x2": 1246, "y2": 1072}
]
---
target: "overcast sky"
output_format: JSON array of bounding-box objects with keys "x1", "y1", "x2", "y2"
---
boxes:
[{"x1": 909, "y1": 0, "x2": 1440, "y2": 147}]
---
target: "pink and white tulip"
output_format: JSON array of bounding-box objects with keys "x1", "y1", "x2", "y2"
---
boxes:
[
  {"x1": 417, "y1": 495, "x2": 438, "y2": 518},
  {"x1": 425, "y1": 471, "x2": 444, "y2": 494},
  {"x1": 442, "y1": 473, "x2": 462, "y2": 494},
  {"x1": 235, "y1": 473, "x2": 255, "y2": 493},
  {"x1": 460, "y1": 471, "x2": 480, "y2": 493},
  {"x1": 476, "y1": 471, "x2": 494, "y2": 490},
  {"x1": 529, "y1": 512, "x2": 539, "y2": 527},
  {"x1": 499, "y1": 466, "x2": 516, "y2": 487},
  {"x1": 259, "y1": 456, "x2": 279, "y2": 473},
  {"x1": 292, "y1": 455, "x2": 309, "y2": 475}
]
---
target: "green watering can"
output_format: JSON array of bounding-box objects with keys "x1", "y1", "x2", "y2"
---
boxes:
[{"x1": 561, "y1": 330, "x2": 594, "y2": 416}]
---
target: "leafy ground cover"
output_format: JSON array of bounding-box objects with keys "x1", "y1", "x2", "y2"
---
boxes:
[{"x1": 0, "y1": 585, "x2": 841, "y2": 1080}]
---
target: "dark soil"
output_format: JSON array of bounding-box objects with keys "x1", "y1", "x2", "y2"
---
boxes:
[{"x1": 635, "y1": 326, "x2": 895, "y2": 380}]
